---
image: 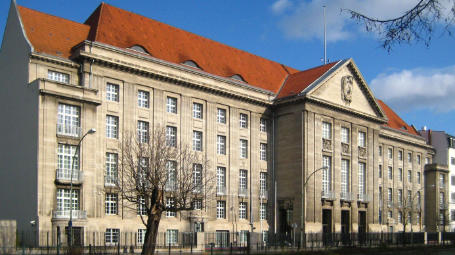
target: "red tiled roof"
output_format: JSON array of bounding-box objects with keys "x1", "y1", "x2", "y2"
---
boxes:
[
  {"x1": 276, "y1": 61, "x2": 338, "y2": 99},
  {"x1": 17, "y1": 6, "x2": 90, "y2": 58},
  {"x1": 376, "y1": 99, "x2": 419, "y2": 136}
]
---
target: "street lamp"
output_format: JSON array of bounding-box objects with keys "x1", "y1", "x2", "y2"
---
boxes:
[
  {"x1": 68, "y1": 128, "x2": 96, "y2": 249},
  {"x1": 301, "y1": 166, "x2": 328, "y2": 247}
]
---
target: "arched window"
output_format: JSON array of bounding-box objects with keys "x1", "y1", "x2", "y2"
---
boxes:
[{"x1": 128, "y1": 45, "x2": 149, "y2": 54}]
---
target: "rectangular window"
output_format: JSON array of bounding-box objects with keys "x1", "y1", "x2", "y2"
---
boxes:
[
  {"x1": 217, "y1": 167, "x2": 226, "y2": 195},
  {"x1": 379, "y1": 186, "x2": 383, "y2": 208},
  {"x1": 322, "y1": 122, "x2": 332, "y2": 140},
  {"x1": 48, "y1": 70, "x2": 69, "y2": 83},
  {"x1": 217, "y1": 135, "x2": 226, "y2": 155},
  {"x1": 166, "y1": 197, "x2": 176, "y2": 217},
  {"x1": 105, "y1": 193, "x2": 118, "y2": 215},
  {"x1": 260, "y1": 203, "x2": 267, "y2": 220},
  {"x1": 166, "y1": 96, "x2": 177, "y2": 114},
  {"x1": 106, "y1": 83, "x2": 119, "y2": 102},
  {"x1": 452, "y1": 175, "x2": 455, "y2": 186},
  {"x1": 388, "y1": 148, "x2": 393, "y2": 160},
  {"x1": 105, "y1": 153, "x2": 118, "y2": 186},
  {"x1": 106, "y1": 115, "x2": 119, "y2": 139},
  {"x1": 239, "y1": 169, "x2": 248, "y2": 195},
  {"x1": 165, "y1": 229, "x2": 178, "y2": 246},
  {"x1": 440, "y1": 174, "x2": 446, "y2": 188},
  {"x1": 440, "y1": 192, "x2": 445, "y2": 209},
  {"x1": 240, "y1": 139, "x2": 248, "y2": 158},
  {"x1": 379, "y1": 145, "x2": 383, "y2": 156},
  {"x1": 193, "y1": 131, "x2": 203, "y2": 151},
  {"x1": 56, "y1": 188, "x2": 79, "y2": 212},
  {"x1": 193, "y1": 103, "x2": 203, "y2": 119},
  {"x1": 398, "y1": 168, "x2": 403, "y2": 182},
  {"x1": 166, "y1": 126, "x2": 177, "y2": 147},
  {"x1": 398, "y1": 189, "x2": 403, "y2": 207},
  {"x1": 358, "y1": 162, "x2": 366, "y2": 199},
  {"x1": 193, "y1": 164, "x2": 202, "y2": 192},
  {"x1": 417, "y1": 172, "x2": 421, "y2": 184},
  {"x1": 239, "y1": 202, "x2": 247, "y2": 219},
  {"x1": 137, "y1": 196, "x2": 146, "y2": 215},
  {"x1": 322, "y1": 156, "x2": 332, "y2": 195},
  {"x1": 240, "y1": 113, "x2": 248, "y2": 128},
  {"x1": 398, "y1": 151, "x2": 403, "y2": 161},
  {"x1": 217, "y1": 108, "x2": 226, "y2": 124},
  {"x1": 217, "y1": 201, "x2": 226, "y2": 219},
  {"x1": 192, "y1": 199, "x2": 202, "y2": 210},
  {"x1": 452, "y1": 157, "x2": 455, "y2": 165},
  {"x1": 260, "y1": 118, "x2": 267, "y2": 132},
  {"x1": 398, "y1": 212, "x2": 403, "y2": 224},
  {"x1": 388, "y1": 188, "x2": 393, "y2": 207},
  {"x1": 417, "y1": 155, "x2": 421, "y2": 165},
  {"x1": 166, "y1": 161, "x2": 177, "y2": 191},
  {"x1": 379, "y1": 165, "x2": 383, "y2": 178},
  {"x1": 137, "y1": 121, "x2": 149, "y2": 143},
  {"x1": 137, "y1": 229, "x2": 146, "y2": 245},
  {"x1": 105, "y1": 229, "x2": 119, "y2": 245},
  {"x1": 341, "y1": 159, "x2": 350, "y2": 198},
  {"x1": 57, "y1": 144, "x2": 79, "y2": 181},
  {"x1": 358, "y1": 131, "x2": 366, "y2": 147},
  {"x1": 425, "y1": 157, "x2": 430, "y2": 164},
  {"x1": 57, "y1": 103, "x2": 80, "y2": 137},
  {"x1": 341, "y1": 127, "x2": 350, "y2": 143},
  {"x1": 138, "y1": 90, "x2": 149, "y2": 108},
  {"x1": 417, "y1": 192, "x2": 421, "y2": 208},
  {"x1": 388, "y1": 211, "x2": 393, "y2": 220},
  {"x1": 388, "y1": 166, "x2": 393, "y2": 180},
  {"x1": 260, "y1": 172, "x2": 267, "y2": 197},
  {"x1": 408, "y1": 152, "x2": 412, "y2": 163},
  {"x1": 408, "y1": 170, "x2": 412, "y2": 183},
  {"x1": 260, "y1": 143, "x2": 267, "y2": 161},
  {"x1": 452, "y1": 210, "x2": 455, "y2": 221}
]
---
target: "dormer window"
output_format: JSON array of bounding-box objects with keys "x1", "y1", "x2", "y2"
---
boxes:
[
  {"x1": 231, "y1": 74, "x2": 245, "y2": 82},
  {"x1": 128, "y1": 45, "x2": 149, "y2": 54},
  {"x1": 182, "y1": 60, "x2": 201, "y2": 69}
]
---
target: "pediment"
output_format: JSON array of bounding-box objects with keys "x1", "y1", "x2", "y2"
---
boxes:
[{"x1": 306, "y1": 60, "x2": 386, "y2": 120}]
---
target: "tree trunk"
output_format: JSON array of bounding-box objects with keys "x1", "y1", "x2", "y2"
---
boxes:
[{"x1": 142, "y1": 213, "x2": 161, "y2": 255}]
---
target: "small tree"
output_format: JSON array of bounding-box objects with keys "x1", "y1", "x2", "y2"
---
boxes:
[
  {"x1": 118, "y1": 127, "x2": 215, "y2": 255},
  {"x1": 396, "y1": 189, "x2": 422, "y2": 235}
]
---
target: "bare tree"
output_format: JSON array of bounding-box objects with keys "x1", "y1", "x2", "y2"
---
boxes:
[
  {"x1": 344, "y1": 0, "x2": 455, "y2": 51},
  {"x1": 396, "y1": 189, "x2": 423, "y2": 235},
  {"x1": 118, "y1": 127, "x2": 215, "y2": 255}
]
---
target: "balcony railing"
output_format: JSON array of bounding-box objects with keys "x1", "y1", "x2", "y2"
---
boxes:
[
  {"x1": 104, "y1": 175, "x2": 118, "y2": 187},
  {"x1": 340, "y1": 191, "x2": 353, "y2": 201},
  {"x1": 57, "y1": 124, "x2": 81, "y2": 137},
  {"x1": 440, "y1": 203, "x2": 448, "y2": 210},
  {"x1": 321, "y1": 190, "x2": 336, "y2": 200},
  {"x1": 216, "y1": 186, "x2": 226, "y2": 196},
  {"x1": 52, "y1": 210, "x2": 87, "y2": 219},
  {"x1": 259, "y1": 189, "x2": 268, "y2": 199},
  {"x1": 357, "y1": 193, "x2": 371, "y2": 203},
  {"x1": 56, "y1": 169, "x2": 83, "y2": 183},
  {"x1": 165, "y1": 182, "x2": 177, "y2": 192},
  {"x1": 238, "y1": 188, "x2": 248, "y2": 197}
]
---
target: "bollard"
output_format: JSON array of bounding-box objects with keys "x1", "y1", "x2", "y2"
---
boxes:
[
  {"x1": 169, "y1": 242, "x2": 171, "y2": 255},
  {"x1": 230, "y1": 242, "x2": 233, "y2": 255}
]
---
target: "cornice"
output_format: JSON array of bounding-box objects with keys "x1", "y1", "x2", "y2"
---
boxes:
[
  {"x1": 30, "y1": 52, "x2": 80, "y2": 68},
  {"x1": 379, "y1": 126, "x2": 433, "y2": 150}
]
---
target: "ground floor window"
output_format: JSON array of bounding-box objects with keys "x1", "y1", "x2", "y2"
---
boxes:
[
  {"x1": 166, "y1": 229, "x2": 178, "y2": 246},
  {"x1": 105, "y1": 228, "x2": 119, "y2": 245}
]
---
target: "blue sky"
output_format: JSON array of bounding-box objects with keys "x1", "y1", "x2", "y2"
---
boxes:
[{"x1": 1, "y1": 0, "x2": 454, "y2": 135}]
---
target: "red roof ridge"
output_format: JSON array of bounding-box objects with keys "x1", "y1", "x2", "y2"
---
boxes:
[
  {"x1": 376, "y1": 99, "x2": 419, "y2": 136},
  {"x1": 18, "y1": 5, "x2": 89, "y2": 27},
  {"x1": 84, "y1": 3, "x2": 105, "y2": 41}
]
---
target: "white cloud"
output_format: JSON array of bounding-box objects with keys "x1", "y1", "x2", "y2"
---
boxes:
[
  {"x1": 370, "y1": 65, "x2": 455, "y2": 112},
  {"x1": 272, "y1": 0, "x2": 426, "y2": 41}
]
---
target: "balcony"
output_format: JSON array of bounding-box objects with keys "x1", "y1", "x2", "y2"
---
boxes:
[
  {"x1": 340, "y1": 191, "x2": 353, "y2": 201},
  {"x1": 216, "y1": 186, "x2": 226, "y2": 196},
  {"x1": 104, "y1": 175, "x2": 118, "y2": 187},
  {"x1": 357, "y1": 193, "x2": 371, "y2": 203},
  {"x1": 165, "y1": 182, "x2": 177, "y2": 192},
  {"x1": 57, "y1": 124, "x2": 81, "y2": 138},
  {"x1": 440, "y1": 203, "x2": 449, "y2": 210},
  {"x1": 56, "y1": 169, "x2": 83, "y2": 184},
  {"x1": 259, "y1": 189, "x2": 268, "y2": 199},
  {"x1": 321, "y1": 190, "x2": 336, "y2": 200},
  {"x1": 52, "y1": 210, "x2": 87, "y2": 219},
  {"x1": 238, "y1": 188, "x2": 248, "y2": 197}
]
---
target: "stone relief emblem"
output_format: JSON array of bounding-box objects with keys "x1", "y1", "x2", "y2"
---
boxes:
[{"x1": 341, "y1": 75, "x2": 353, "y2": 104}]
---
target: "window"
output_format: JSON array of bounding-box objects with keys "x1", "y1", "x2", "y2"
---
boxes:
[
  {"x1": 193, "y1": 103, "x2": 203, "y2": 119},
  {"x1": 105, "y1": 153, "x2": 118, "y2": 185},
  {"x1": 166, "y1": 161, "x2": 177, "y2": 191},
  {"x1": 106, "y1": 83, "x2": 119, "y2": 102},
  {"x1": 217, "y1": 108, "x2": 226, "y2": 124},
  {"x1": 260, "y1": 143, "x2": 267, "y2": 161},
  {"x1": 137, "y1": 121, "x2": 149, "y2": 143},
  {"x1": 192, "y1": 199, "x2": 202, "y2": 210},
  {"x1": 166, "y1": 126, "x2": 177, "y2": 147},
  {"x1": 137, "y1": 196, "x2": 146, "y2": 215},
  {"x1": 408, "y1": 152, "x2": 412, "y2": 163},
  {"x1": 417, "y1": 155, "x2": 421, "y2": 165},
  {"x1": 417, "y1": 192, "x2": 421, "y2": 208},
  {"x1": 452, "y1": 210, "x2": 455, "y2": 221},
  {"x1": 166, "y1": 97, "x2": 177, "y2": 114},
  {"x1": 358, "y1": 131, "x2": 366, "y2": 147},
  {"x1": 217, "y1": 135, "x2": 226, "y2": 155},
  {"x1": 137, "y1": 229, "x2": 146, "y2": 245},
  {"x1": 440, "y1": 174, "x2": 446, "y2": 188},
  {"x1": 193, "y1": 131, "x2": 203, "y2": 151},
  {"x1": 105, "y1": 193, "x2": 118, "y2": 215},
  {"x1": 106, "y1": 115, "x2": 119, "y2": 139},
  {"x1": 341, "y1": 127, "x2": 350, "y2": 143},
  {"x1": 452, "y1": 157, "x2": 455, "y2": 165},
  {"x1": 322, "y1": 122, "x2": 332, "y2": 140},
  {"x1": 240, "y1": 113, "x2": 248, "y2": 128},
  {"x1": 239, "y1": 170, "x2": 248, "y2": 195},
  {"x1": 388, "y1": 148, "x2": 393, "y2": 160},
  {"x1": 398, "y1": 168, "x2": 403, "y2": 182},
  {"x1": 341, "y1": 159, "x2": 350, "y2": 198},
  {"x1": 398, "y1": 150, "x2": 403, "y2": 161},
  {"x1": 440, "y1": 192, "x2": 445, "y2": 209},
  {"x1": 379, "y1": 165, "x2": 383, "y2": 178},
  {"x1": 407, "y1": 190, "x2": 412, "y2": 205},
  {"x1": 48, "y1": 70, "x2": 69, "y2": 83},
  {"x1": 57, "y1": 103, "x2": 80, "y2": 137},
  {"x1": 408, "y1": 170, "x2": 412, "y2": 183},
  {"x1": 379, "y1": 146, "x2": 383, "y2": 156},
  {"x1": 57, "y1": 144, "x2": 79, "y2": 180},
  {"x1": 217, "y1": 201, "x2": 226, "y2": 219},
  {"x1": 239, "y1": 202, "x2": 247, "y2": 219},
  {"x1": 322, "y1": 156, "x2": 332, "y2": 195},
  {"x1": 407, "y1": 212, "x2": 412, "y2": 224},
  {"x1": 388, "y1": 166, "x2": 393, "y2": 180},
  {"x1": 379, "y1": 186, "x2": 383, "y2": 208},
  {"x1": 260, "y1": 118, "x2": 267, "y2": 132},
  {"x1": 398, "y1": 189, "x2": 403, "y2": 207},
  {"x1": 138, "y1": 90, "x2": 149, "y2": 108},
  {"x1": 379, "y1": 209, "x2": 383, "y2": 224},
  {"x1": 388, "y1": 211, "x2": 393, "y2": 219},
  {"x1": 166, "y1": 229, "x2": 178, "y2": 246},
  {"x1": 398, "y1": 212, "x2": 403, "y2": 224},
  {"x1": 452, "y1": 175, "x2": 455, "y2": 186},
  {"x1": 166, "y1": 197, "x2": 176, "y2": 217},
  {"x1": 193, "y1": 164, "x2": 202, "y2": 192},
  {"x1": 194, "y1": 222, "x2": 204, "y2": 232},
  {"x1": 417, "y1": 172, "x2": 421, "y2": 184},
  {"x1": 358, "y1": 162, "x2": 366, "y2": 199},
  {"x1": 217, "y1": 167, "x2": 226, "y2": 195},
  {"x1": 240, "y1": 231, "x2": 248, "y2": 245},
  {"x1": 440, "y1": 212, "x2": 445, "y2": 226},
  {"x1": 426, "y1": 157, "x2": 430, "y2": 164},
  {"x1": 260, "y1": 172, "x2": 267, "y2": 197},
  {"x1": 260, "y1": 203, "x2": 267, "y2": 220},
  {"x1": 105, "y1": 229, "x2": 119, "y2": 245},
  {"x1": 56, "y1": 188, "x2": 79, "y2": 212},
  {"x1": 240, "y1": 139, "x2": 248, "y2": 158},
  {"x1": 388, "y1": 188, "x2": 393, "y2": 207}
]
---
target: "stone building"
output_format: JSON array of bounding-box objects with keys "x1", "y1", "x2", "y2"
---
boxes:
[{"x1": 0, "y1": 1, "x2": 436, "y2": 247}]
